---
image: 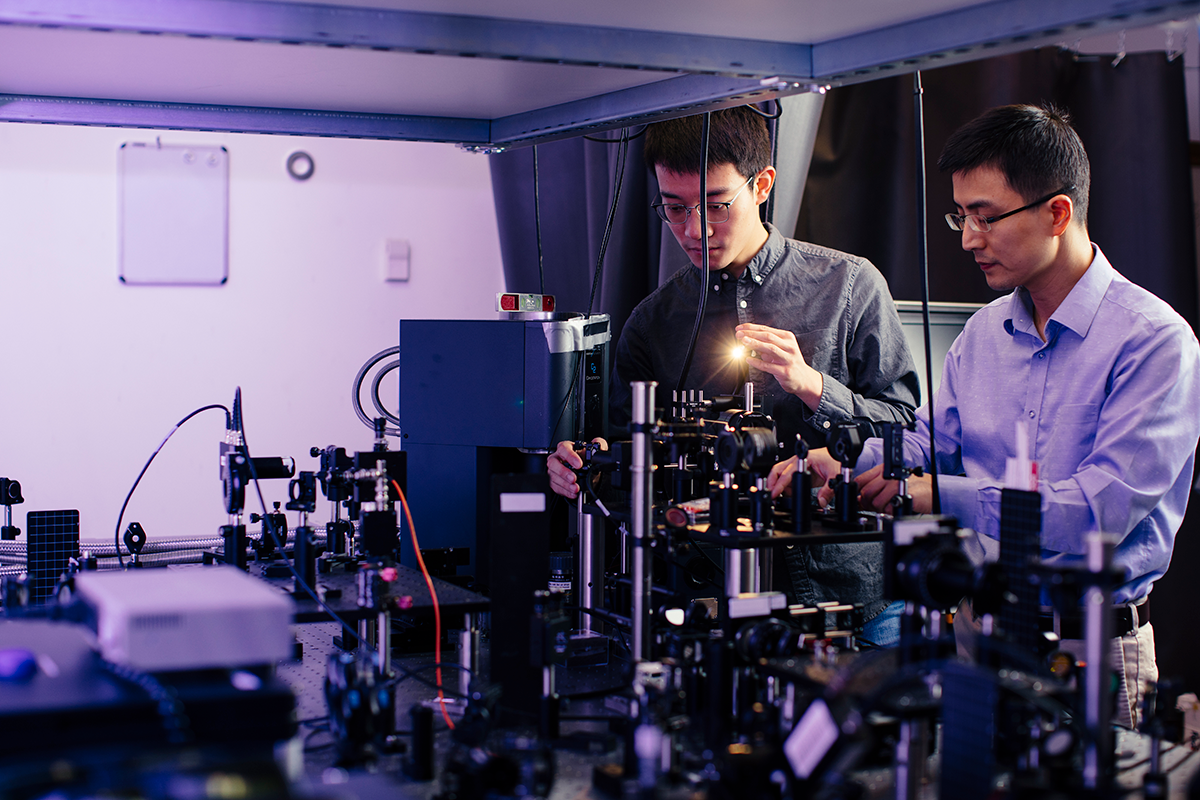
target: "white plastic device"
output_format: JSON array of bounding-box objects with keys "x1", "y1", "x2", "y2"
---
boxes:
[{"x1": 73, "y1": 565, "x2": 294, "y2": 672}]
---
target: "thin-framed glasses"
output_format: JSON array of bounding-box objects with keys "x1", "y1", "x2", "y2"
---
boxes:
[
  {"x1": 653, "y1": 174, "x2": 756, "y2": 225},
  {"x1": 945, "y1": 186, "x2": 1074, "y2": 233}
]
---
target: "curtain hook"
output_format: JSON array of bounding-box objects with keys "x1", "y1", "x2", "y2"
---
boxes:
[
  {"x1": 1112, "y1": 29, "x2": 1126, "y2": 67},
  {"x1": 1167, "y1": 24, "x2": 1187, "y2": 62}
]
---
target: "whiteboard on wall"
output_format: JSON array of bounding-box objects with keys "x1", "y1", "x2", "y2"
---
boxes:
[{"x1": 118, "y1": 142, "x2": 228, "y2": 285}]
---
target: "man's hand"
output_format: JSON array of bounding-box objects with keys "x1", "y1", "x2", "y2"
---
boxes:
[
  {"x1": 766, "y1": 455, "x2": 798, "y2": 498},
  {"x1": 827, "y1": 465, "x2": 934, "y2": 514},
  {"x1": 547, "y1": 438, "x2": 607, "y2": 499},
  {"x1": 735, "y1": 323, "x2": 824, "y2": 409},
  {"x1": 766, "y1": 447, "x2": 841, "y2": 498}
]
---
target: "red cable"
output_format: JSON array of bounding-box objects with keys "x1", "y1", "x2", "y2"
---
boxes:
[{"x1": 392, "y1": 479, "x2": 454, "y2": 730}]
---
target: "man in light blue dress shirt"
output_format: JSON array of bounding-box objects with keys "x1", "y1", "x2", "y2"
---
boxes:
[{"x1": 770, "y1": 103, "x2": 1200, "y2": 728}]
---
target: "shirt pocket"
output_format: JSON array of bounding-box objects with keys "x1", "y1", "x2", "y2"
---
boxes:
[
  {"x1": 1045, "y1": 402, "x2": 1100, "y2": 451},
  {"x1": 794, "y1": 326, "x2": 838, "y2": 373},
  {"x1": 1052, "y1": 403, "x2": 1101, "y2": 427}
]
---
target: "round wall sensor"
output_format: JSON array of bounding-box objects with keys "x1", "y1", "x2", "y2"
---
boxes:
[{"x1": 286, "y1": 150, "x2": 315, "y2": 181}]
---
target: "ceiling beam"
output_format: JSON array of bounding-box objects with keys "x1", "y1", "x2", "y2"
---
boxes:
[
  {"x1": 0, "y1": 0, "x2": 811, "y2": 78},
  {"x1": 813, "y1": 0, "x2": 1200, "y2": 84},
  {"x1": 489, "y1": 74, "x2": 818, "y2": 149},
  {"x1": 0, "y1": 94, "x2": 488, "y2": 141}
]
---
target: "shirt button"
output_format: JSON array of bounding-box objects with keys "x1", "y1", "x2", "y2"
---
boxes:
[
  {"x1": 823, "y1": 421, "x2": 831, "y2": 429},
  {"x1": 739, "y1": 300, "x2": 748, "y2": 309},
  {"x1": 721, "y1": 273, "x2": 729, "y2": 281},
  {"x1": 1038, "y1": 353, "x2": 1045, "y2": 359},
  {"x1": 1028, "y1": 410, "x2": 1035, "y2": 418},
  {"x1": 713, "y1": 285, "x2": 720, "y2": 292}
]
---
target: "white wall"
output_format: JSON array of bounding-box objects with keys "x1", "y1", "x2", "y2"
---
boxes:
[{"x1": 0, "y1": 123, "x2": 503, "y2": 545}]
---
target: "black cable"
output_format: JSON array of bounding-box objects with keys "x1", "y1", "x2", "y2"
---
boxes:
[
  {"x1": 613, "y1": 626, "x2": 632, "y2": 656},
  {"x1": 533, "y1": 144, "x2": 545, "y2": 296},
  {"x1": 586, "y1": 127, "x2": 631, "y2": 317},
  {"x1": 550, "y1": 352, "x2": 584, "y2": 444},
  {"x1": 913, "y1": 71, "x2": 941, "y2": 513},
  {"x1": 566, "y1": 604, "x2": 630, "y2": 630},
  {"x1": 237, "y1": 388, "x2": 359, "y2": 637},
  {"x1": 681, "y1": 532, "x2": 726, "y2": 579},
  {"x1": 746, "y1": 99, "x2": 784, "y2": 120},
  {"x1": 97, "y1": 658, "x2": 193, "y2": 744},
  {"x1": 114, "y1": 403, "x2": 230, "y2": 570},
  {"x1": 674, "y1": 111, "x2": 712, "y2": 394},
  {"x1": 583, "y1": 125, "x2": 647, "y2": 143},
  {"x1": 763, "y1": 100, "x2": 780, "y2": 225},
  {"x1": 580, "y1": 471, "x2": 611, "y2": 517}
]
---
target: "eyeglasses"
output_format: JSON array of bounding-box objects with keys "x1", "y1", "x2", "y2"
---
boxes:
[
  {"x1": 653, "y1": 175, "x2": 756, "y2": 225},
  {"x1": 944, "y1": 187, "x2": 1074, "y2": 233}
]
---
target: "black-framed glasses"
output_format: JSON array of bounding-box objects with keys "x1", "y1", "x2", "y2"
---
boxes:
[
  {"x1": 653, "y1": 175, "x2": 756, "y2": 225},
  {"x1": 945, "y1": 186, "x2": 1074, "y2": 233}
]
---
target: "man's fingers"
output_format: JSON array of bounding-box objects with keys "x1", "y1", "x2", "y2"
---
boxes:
[{"x1": 767, "y1": 456, "x2": 797, "y2": 497}]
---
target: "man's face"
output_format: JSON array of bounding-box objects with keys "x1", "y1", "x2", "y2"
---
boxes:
[
  {"x1": 951, "y1": 165, "x2": 1062, "y2": 295},
  {"x1": 654, "y1": 163, "x2": 773, "y2": 276}
]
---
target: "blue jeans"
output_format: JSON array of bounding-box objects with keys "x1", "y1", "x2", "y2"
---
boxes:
[{"x1": 861, "y1": 599, "x2": 905, "y2": 648}]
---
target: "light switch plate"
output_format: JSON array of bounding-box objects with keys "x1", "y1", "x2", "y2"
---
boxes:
[{"x1": 384, "y1": 239, "x2": 410, "y2": 282}]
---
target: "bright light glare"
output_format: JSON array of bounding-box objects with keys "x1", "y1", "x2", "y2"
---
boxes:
[
  {"x1": 665, "y1": 608, "x2": 687, "y2": 626},
  {"x1": 731, "y1": 345, "x2": 746, "y2": 360}
]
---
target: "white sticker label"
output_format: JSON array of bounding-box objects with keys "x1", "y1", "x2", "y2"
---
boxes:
[{"x1": 500, "y1": 493, "x2": 546, "y2": 513}]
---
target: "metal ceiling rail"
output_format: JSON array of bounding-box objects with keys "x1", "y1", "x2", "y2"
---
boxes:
[
  {"x1": 812, "y1": 0, "x2": 1200, "y2": 82},
  {"x1": 0, "y1": 94, "x2": 489, "y2": 142},
  {"x1": 487, "y1": 74, "x2": 818, "y2": 150},
  {"x1": 0, "y1": 0, "x2": 812, "y2": 78}
]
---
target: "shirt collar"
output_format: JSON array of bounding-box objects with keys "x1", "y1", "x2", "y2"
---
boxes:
[
  {"x1": 738, "y1": 222, "x2": 783, "y2": 285},
  {"x1": 1004, "y1": 244, "x2": 1113, "y2": 340}
]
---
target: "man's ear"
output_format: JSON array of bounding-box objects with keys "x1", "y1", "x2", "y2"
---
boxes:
[
  {"x1": 754, "y1": 166, "x2": 777, "y2": 204},
  {"x1": 1048, "y1": 193, "x2": 1074, "y2": 236}
]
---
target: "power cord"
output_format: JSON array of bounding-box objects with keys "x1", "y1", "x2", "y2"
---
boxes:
[
  {"x1": 114, "y1": 404, "x2": 230, "y2": 570},
  {"x1": 97, "y1": 657, "x2": 193, "y2": 744}
]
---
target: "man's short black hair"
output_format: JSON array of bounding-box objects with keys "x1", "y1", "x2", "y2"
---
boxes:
[
  {"x1": 938, "y1": 103, "x2": 1090, "y2": 226},
  {"x1": 643, "y1": 106, "x2": 772, "y2": 180}
]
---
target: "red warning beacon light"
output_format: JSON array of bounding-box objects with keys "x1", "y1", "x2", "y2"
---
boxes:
[{"x1": 497, "y1": 293, "x2": 556, "y2": 313}]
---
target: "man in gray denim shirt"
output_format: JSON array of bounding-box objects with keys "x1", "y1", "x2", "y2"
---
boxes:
[{"x1": 548, "y1": 106, "x2": 919, "y2": 636}]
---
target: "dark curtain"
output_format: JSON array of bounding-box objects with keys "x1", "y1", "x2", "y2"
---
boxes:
[
  {"x1": 488, "y1": 134, "x2": 669, "y2": 350},
  {"x1": 795, "y1": 47, "x2": 1198, "y2": 330}
]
